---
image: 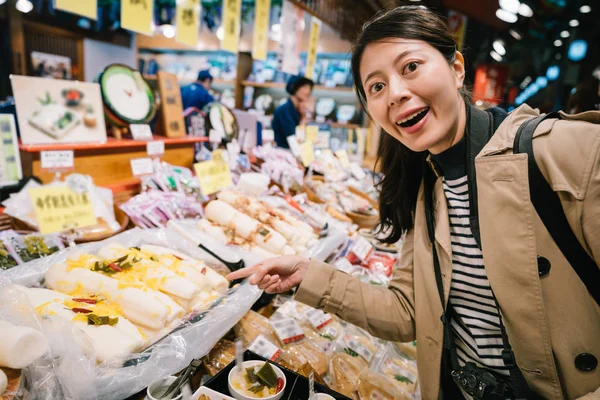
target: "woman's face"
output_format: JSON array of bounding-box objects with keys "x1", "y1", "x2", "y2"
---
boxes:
[{"x1": 360, "y1": 39, "x2": 466, "y2": 154}]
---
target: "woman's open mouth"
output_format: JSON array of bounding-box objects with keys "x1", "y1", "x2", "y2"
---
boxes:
[{"x1": 396, "y1": 107, "x2": 430, "y2": 128}]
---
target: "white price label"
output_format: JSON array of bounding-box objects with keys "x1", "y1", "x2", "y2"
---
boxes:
[
  {"x1": 130, "y1": 124, "x2": 153, "y2": 140},
  {"x1": 305, "y1": 308, "x2": 333, "y2": 331},
  {"x1": 248, "y1": 335, "x2": 282, "y2": 361},
  {"x1": 209, "y1": 129, "x2": 224, "y2": 143},
  {"x1": 287, "y1": 135, "x2": 302, "y2": 157},
  {"x1": 146, "y1": 140, "x2": 165, "y2": 157},
  {"x1": 270, "y1": 317, "x2": 305, "y2": 344},
  {"x1": 130, "y1": 158, "x2": 154, "y2": 177},
  {"x1": 344, "y1": 335, "x2": 374, "y2": 363},
  {"x1": 350, "y1": 235, "x2": 374, "y2": 262},
  {"x1": 41, "y1": 150, "x2": 74, "y2": 170},
  {"x1": 334, "y1": 257, "x2": 358, "y2": 275}
]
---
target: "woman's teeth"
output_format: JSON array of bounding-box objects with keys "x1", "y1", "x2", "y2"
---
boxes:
[{"x1": 396, "y1": 108, "x2": 429, "y2": 128}]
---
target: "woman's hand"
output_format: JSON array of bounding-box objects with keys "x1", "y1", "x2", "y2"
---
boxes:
[{"x1": 226, "y1": 256, "x2": 311, "y2": 294}]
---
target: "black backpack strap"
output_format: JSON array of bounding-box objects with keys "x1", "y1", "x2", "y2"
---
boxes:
[{"x1": 513, "y1": 113, "x2": 600, "y2": 307}]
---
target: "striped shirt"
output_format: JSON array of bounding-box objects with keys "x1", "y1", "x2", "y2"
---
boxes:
[{"x1": 443, "y1": 174, "x2": 509, "y2": 377}]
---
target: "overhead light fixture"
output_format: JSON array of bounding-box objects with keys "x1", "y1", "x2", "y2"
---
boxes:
[
  {"x1": 518, "y1": 3, "x2": 534, "y2": 17},
  {"x1": 493, "y1": 40, "x2": 506, "y2": 56},
  {"x1": 161, "y1": 24, "x2": 175, "y2": 39},
  {"x1": 560, "y1": 30, "x2": 570, "y2": 38},
  {"x1": 554, "y1": 39, "x2": 563, "y2": 47},
  {"x1": 490, "y1": 50, "x2": 503, "y2": 62},
  {"x1": 568, "y1": 39, "x2": 588, "y2": 61},
  {"x1": 15, "y1": 0, "x2": 33, "y2": 13},
  {"x1": 499, "y1": 0, "x2": 521, "y2": 14},
  {"x1": 569, "y1": 19, "x2": 579, "y2": 27},
  {"x1": 580, "y1": 5, "x2": 591, "y2": 13},
  {"x1": 536, "y1": 76, "x2": 548, "y2": 88},
  {"x1": 216, "y1": 26, "x2": 224, "y2": 41},
  {"x1": 546, "y1": 65, "x2": 560, "y2": 80},
  {"x1": 0, "y1": 0, "x2": 7, "y2": 5},
  {"x1": 496, "y1": 9, "x2": 519, "y2": 23},
  {"x1": 509, "y1": 29, "x2": 523, "y2": 40}
]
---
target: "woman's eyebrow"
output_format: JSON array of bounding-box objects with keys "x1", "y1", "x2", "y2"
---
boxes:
[{"x1": 363, "y1": 49, "x2": 413, "y2": 85}]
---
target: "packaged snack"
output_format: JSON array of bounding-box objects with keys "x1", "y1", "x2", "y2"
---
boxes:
[
  {"x1": 328, "y1": 352, "x2": 368, "y2": 397},
  {"x1": 234, "y1": 311, "x2": 279, "y2": 348},
  {"x1": 0, "y1": 238, "x2": 21, "y2": 270},
  {"x1": 372, "y1": 343, "x2": 419, "y2": 395},
  {"x1": 394, "y1": 341, "x2": 418, "y2": 361},
  {"x1": 203, "y1": 339, "x2": 236, "y2": 376},
  {"x1": 336, "y1": 326, "x2": 381, "y2": 365},
  {"x1": 356, "y1": 369, "x2": 412, "y2": 400},
  {"x1": 2, "y1": 231, "x2": 64, "y2": 264}
]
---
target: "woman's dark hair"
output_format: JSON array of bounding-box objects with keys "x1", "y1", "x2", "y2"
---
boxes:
[
  {"x1": 286, "y1": 75, "x2": 314, "y2": 95},
  {"x1": 350, "y1": 6, "x2": 459, "y2": 243}
]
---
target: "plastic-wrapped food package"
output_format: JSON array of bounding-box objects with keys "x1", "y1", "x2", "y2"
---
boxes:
[
  {"x1": 356, "y1": 369, "x2": 412, "y2": 400},
  {"x1": 0, "y1": 236, "x2": 23, "y2": 270},
  {"x1": 372, "y1": 343, "x2": 419, "y2": 395},
  {"x1": 203, "y1": 339, "x2": 236, "y2": 376},
  {"x1": 1, "y1": 231, "x2": 64, "y2": 265},
  {"x1": 394, "y1": 341, "x2": 418, "y2": 361},
  {"x1": 0, "y1": 229, "x2": 261, "y2": 400},
  {"x1": 255, "y1": 146, "x2": 304, "y2": 194},
  {"x1": 328, "y1": 352, "x2": 368, "y2": 397},
  {"x1": 120, "y1": 191, "x2": 204, "y2": 228},
  {"x1": 335, "y1": 326, "x2": 382, "y2": 367}
]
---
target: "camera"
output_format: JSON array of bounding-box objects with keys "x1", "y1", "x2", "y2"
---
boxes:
[{"x1": 451, "y1": 362, "x2": 512, "y2": 400}]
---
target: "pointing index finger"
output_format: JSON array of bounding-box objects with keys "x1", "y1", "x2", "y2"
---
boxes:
[{"x1": 226, "y1": 263, "x2": 261, "y2": 281}]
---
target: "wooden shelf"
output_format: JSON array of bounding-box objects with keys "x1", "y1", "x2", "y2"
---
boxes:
[
  {"x1": 19, "y1": 136, "x2": 208, "y2": 153},
  {"x1": 330, "y1": 122, "x2": 361, "y2": 129},
  {"x1": 143, "y1": 75, "x2": 234, "y2": 85},
  {"x1": 242, "y1": 81, "x2": 354, "y2": 92}
]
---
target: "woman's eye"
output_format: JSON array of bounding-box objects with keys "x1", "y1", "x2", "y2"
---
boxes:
[
  {"x1": 370, "y1": 83, "x2": 385, "y2": 94},
  {"x1": 404, "y1": 62, "x2": 419, "y2": 74}
]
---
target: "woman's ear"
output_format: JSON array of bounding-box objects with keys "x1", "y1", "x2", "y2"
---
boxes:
[{"x1": 453, "y1": 51, "x2": 466, "y2": 89}]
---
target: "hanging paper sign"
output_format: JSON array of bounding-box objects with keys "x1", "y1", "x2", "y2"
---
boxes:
[
  {"x1": 0, "y1": 115, "x2": 22, "y2": 186},
  {"x1": 194, "y1": 159, "x2": 233, "y2": 195},
  {"x1": 335, "y1": 149, "x2": 351, "y2": 168},
  {"x1": 222, "y1": 0, "x2": 242, "y2": 53},
  {"x1": 54, "y1": 0, "x2": 97, "y2": 20},
  {"x1": 176, "y1": 0, "x2": 201, "y2": 47},
  {"x1": 300, "y1": 141, "x2": 315, "y2": 167},
  {"x1": 305, "y1": 18, "x2": 322, "y2": 79},
  {"x1": 278, "y1": 1, "x2": 303, "y2": 75},
  {"x1": 305, "y1": 125, "x2": 318, "y2": 143},
  {"x1": 29, "y1": 186, "x2": 96, "y2": 234},
  {"x1": 252, "y1": 0, "x2": 271, "y2": 61},
  {"x1": 41, "y1": 150, "x2": 74, "y2": 171},
  {"x1": 130, "y1": 158, "x2": 154, "y2": 177},
  {"x1": 130, "y1": 124, "x2": 153, "y2": 140},
  {"x1": 121, "y1": 0, "x2": 154, "y2": 36}
]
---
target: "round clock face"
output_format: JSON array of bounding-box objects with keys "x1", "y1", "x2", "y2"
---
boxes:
[
  {"x1": 315, "y1": 98, "x2": 336, "y2": 117},
  {"x1": 205, "y1": 103, "x2": 238, "y2": 143},
  {"x1": 100, "y1": 65, "x2": 155, "y2": 124}
]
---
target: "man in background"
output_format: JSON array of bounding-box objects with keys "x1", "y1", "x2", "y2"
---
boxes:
[{"x1": 181, "y1": 69, "x2": 214, "y2": 111}]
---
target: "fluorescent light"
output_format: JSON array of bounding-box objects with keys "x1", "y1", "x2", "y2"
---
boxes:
[
  {"x1": 580, "y1": 5, "x2": 591, "y2": 13},
  {"x1": 499, "y1": 0, "x2": 520, "y2": 14},
  {"x1": 509, "y1": 29, "x2": 523, "y2": 40},
  {"x1": 554, "y1": 39, "x2": 563, "y2": 47},
  {"x1": 518, "y1": 3, "x2": 533, "y2": 17},
  {"x1": 161, "y1": 24, "x2": 175, "y2": 39},
  {"x1": 496, "y1": 9, "x2": 519, "y2": 23},
  {"x1": 490, "y1": 50, "x2": 503, "y2": 62},
  {"x1": 560, "y1": 30, "x2": 570, "y2": 38},
  {"x1": 493, "y1": 40, "x2": 506, "y2": 56},
  {"x1": 569, "y1": 19, "x2": 579, "y2": 27},
  {"x1": 475, "y1": 100, "x2": 483, "y2": 106},
  {"x1": 216, "y1": 26, "x2": 224, "y2": 41},
  {"x1": 15, "y1": 0, "x2": 33, "y2": 13}
]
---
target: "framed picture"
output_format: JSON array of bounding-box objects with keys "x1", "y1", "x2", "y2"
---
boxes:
[
  {"x1": 31, "y1": 51, "x2": 72, "y2": 80},
  {"x1": 11, "y1": 75, "x2": 107, "y2": 145},
  {"x1": 0, "y1": 114, "x2": 23, "y2": 186}
]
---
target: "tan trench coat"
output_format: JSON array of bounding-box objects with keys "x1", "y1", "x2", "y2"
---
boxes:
[{"x1": 295, "y1": 105, "x2": 600, "y2": 399}]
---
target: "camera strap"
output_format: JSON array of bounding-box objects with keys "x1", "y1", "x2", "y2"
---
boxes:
[{"x1": 424, "y1": 105, "x2": 535, "y2": 400}]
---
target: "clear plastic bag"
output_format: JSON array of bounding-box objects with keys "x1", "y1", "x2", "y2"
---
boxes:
[
  {"x1": 0, "y1": 229, "x2": 262, "y2": 400},
  {"x1": 371, "y1": 342, "x2": 419, "y2": 396}
]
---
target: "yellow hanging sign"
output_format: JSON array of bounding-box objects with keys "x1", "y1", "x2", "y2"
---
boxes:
[
  {"x1": 222, "y1": 0, "x2": 242, "y2": 53},
  {"x1": 252, "y1": 0, "x2": 271, "y2": 61},
  {"x1": 335, "y1": 149, "x2": 351, "y2": 168},
  {"x1": 305, "y1": 18, "x2": 321, "y2": 79},
  {"x1": 306, "y1": 125, "x2": 318, "y2": 143},
  {"x1": 300, "y1": 141, "x2": 315, "y2": 167},
  {"x1": 30, "y1": 186, "x2": 97, "y2": 235},
  {"x1": 194, "y1": 159, "x2": 233, "y2": 195},
  {"x1": 176, "y1": 0, "x2": 201, "y2": 47},
  {"x1": 121, "y1": 0, "x2": 154, "y2": 36},
  {"x1": 55, "y1": 0, "x2": 97, "y2": 20}
]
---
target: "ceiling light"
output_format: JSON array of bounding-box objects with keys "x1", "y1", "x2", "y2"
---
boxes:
[
  {"x1": 216, "y1": 26, "x2": 224, "y2": 41},
  {"x1": 161, "y1": 24, "x2": 175, "y2": 39},
  {"x1": 496, "y1": 9, "x2": 519, "y2": 23},
  {"x1": 509, "y1": 29, "x2": 523, "y2": 40},
  {"x1": 560, "y1": 30, "x2": 570, "y2": 38},
  {"x1": 493, "y1": 40, "x2": 506, "y2": 56},
  {"x1": 518, "y1": 3, "x2": 533, "y2": 17},
  {"x1": 546, "y1": 65, "x2": 560, "y2": 80},
  {"x1": 554, "y1": 39, "x2": 563, "y2": 47},
  {"x1": 0, "y1": 0, "x2": 7, "y2": 5},
  {"x1": 490, "y1": 50, "x2": 503, "y2": 62},
  {"x1": 580, "y1": 5, "x2": 591, "y2": 13},
  {"x1": 568, "y1": 39, "x2": 588, "y2": 61},
  {"x1": 499, "y1": 0, "x2": 520, "y2": 14},
  {"x1": 15, "y1": 0, "x2": 33, "y2": 13},
  {"x1": 536, "y1": 76, "x2": 548, "y2": 88},
  {"x1": 569, "y1": 19, "x2": 579, "y2": 27}
]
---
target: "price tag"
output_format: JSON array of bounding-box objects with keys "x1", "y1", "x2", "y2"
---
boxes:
[
  {"x1": 305, "y1": 308, "x2": 333, "y2": 331},
  {"x1": 350, "y1": 162, "x2": 367, "y2": 180},
  {"x1": 146, "y1": 140, "x2": 165, "y2": 157},
  {"x1": 343, "y1": 334, "x2": 374, "y2": 363},
  {"x1": 295, "y1": 125, "x2": 306, "y2": 142},
  {"x1": 29, "y1": 185, "x2": 96, "y2": 234},
  {"x1": 130, "y1": 158, "x2": 154, "y2": 177},
  {"x1": 335, "y1": 149, "x2": 351, "y2": 168},
  {"x1": 270, "y1": 317, "x2": 305, "y2": 344},
  {"x1": 41, "y1": 150, "x2": 74, "y2": 171},
  {"x1": 248, "y1": 335, "x2": 282, "y2": 361},
  {"x1": 306, "y1": 126, "x2": 319, "y2": 143},
  {"x1": 286, "y1": 135, "x2": 301, "y2": 157},
  {"x1": 130, "y1": 124, "x2": 153, "y2": 140},
  {"x1": 208, "y1": 129, "x2": 223, "y2": 143},
  {"x1": 300, "y1": 141, "x2": 315, "y2": 167},
  {"x1": 194, "y1": 159, "x2": 233, "y2": 195},
  {"x1": 350, "y1": 235, "x2": 374, "y2": 262}
]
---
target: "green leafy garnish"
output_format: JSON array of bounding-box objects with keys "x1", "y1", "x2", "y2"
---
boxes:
[
  {"x1": 344, "y1": 348, "x2": 359, "y2": 357},
  {"x1": 87, "y1": 314, "x2": 119, "y2": 326},
  {"x1": 394, "y1": 375, "x2": 413, "y2": 384},
  {"x1": 248, "y1": 382, "x2": 266, "y2": 393}
]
